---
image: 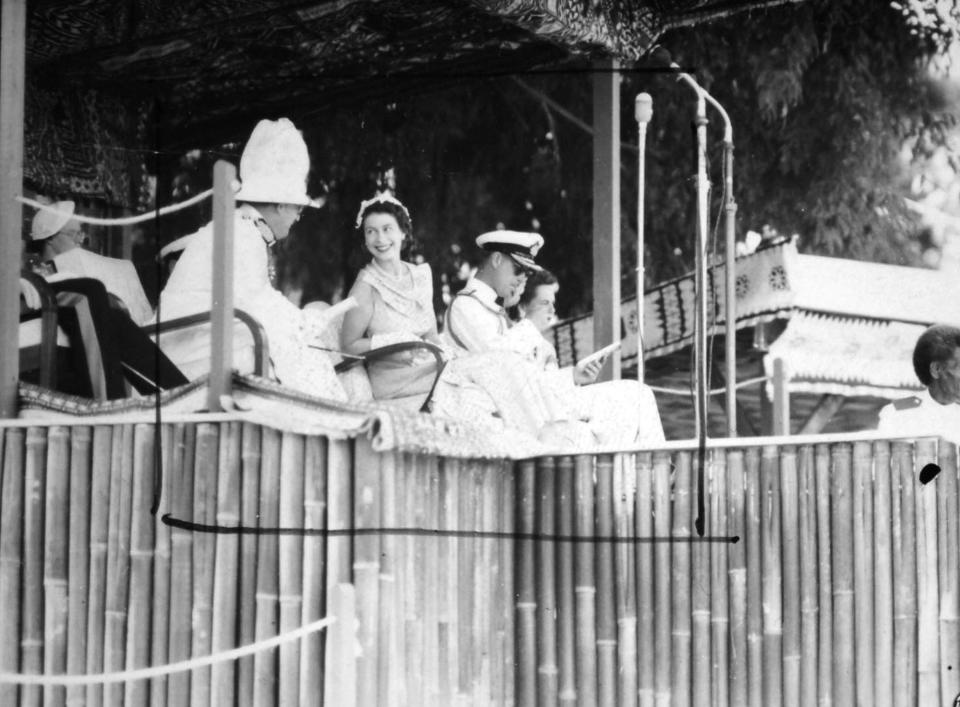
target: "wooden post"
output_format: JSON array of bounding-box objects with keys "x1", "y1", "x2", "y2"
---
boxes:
[
  {"x1": 772, "y1": 358, "x2": 790, "y2": 436},
  {"x1": 208, "y1": 160, "x2": 236, "y2": 411},
  {"x1": 0, "y1": 0, "x2": 26, "y2": 417},
  {"x1": 592, "y1": 57, "x2": 621, "y2": 381}
]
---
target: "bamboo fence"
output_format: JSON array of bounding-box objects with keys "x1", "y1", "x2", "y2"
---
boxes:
[{"x1": 0, "y1": 420, "x2": 957, "y2": 706}]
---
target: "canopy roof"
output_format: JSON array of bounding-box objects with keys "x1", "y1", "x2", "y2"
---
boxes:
[{"x1": 23, "y1": 0, "x2": 788, "y2": 204}]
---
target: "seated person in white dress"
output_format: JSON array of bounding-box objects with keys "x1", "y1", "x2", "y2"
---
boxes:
[
  {"x1": 340, "y1": 193, "x2": 592, "y2": 445},
  {"x1": 444, "y1": 232, "x2": 665, "y2": 446},
  {"x1": 158, "y1": 118, "x2": 345, "y2": 401},
  {"x1": 877, "y1": 324, "x2": 960, "y2": 444},
  {"x1": 29, "y1": 199, "x2": 153, "y2": 325}
]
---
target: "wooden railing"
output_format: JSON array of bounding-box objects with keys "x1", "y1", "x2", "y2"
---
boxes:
[{"x1": 0, "y1": 418, "x2": 956, "y2": 706}]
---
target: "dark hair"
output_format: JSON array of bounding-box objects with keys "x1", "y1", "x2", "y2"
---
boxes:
[
  {"x1": 913, "y1": 324, "x2": 960, "y2": 385},
  {"x1": 356, "y1": 200, "x2": 412, "y2": 238},
  {"x1": 517, "y1": 268, "x2": 558, "y2": 308}
]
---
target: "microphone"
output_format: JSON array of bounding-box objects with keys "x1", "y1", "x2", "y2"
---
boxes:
[{"x1": 635, "y1": 93, "x2": 653, "y2": 124}]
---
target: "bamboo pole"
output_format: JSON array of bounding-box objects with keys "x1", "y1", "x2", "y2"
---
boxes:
[
  {"x1": 938, "y1": 441, "x2": 960, "y2": 705},
  {"x1": 0, "y1": 427, "x2": 25, "y2": 707},
  {"x1": 150, "y1": 424, "x2": 177, "y2": 707},
  {"x1": 237, "y1": 423, "x2": 262, "y2": 707},
  {"x1": 709, "y1": 450, "x2": 729, "y2": 707},
  {"x1": 780, "y1": 446, "x2": 800, "y2": 707},
  {"x1": 651, "y1": 451, "x2": 672, "y2": 707},
  {"x1": 914, "y1": 438, "x2": 940, "y2": 706},
  {"x1": 43, "y1": 427, "x2": 70, "y2": 707},
  {"x1": 872, "y1": 442, "x2": 893, "y2": 707},
  {"x1": 125, "y1": 423, "x2": 158, "y2": 706},
  {"x1": 103, "y1": 425, "x2": 134, "y2": 707},
  {"x1": 66, "y1": 426, "x2": 92, "y2": 707},
  {"x1": 480, "y1": 458, "x2": 498, "y2": 706},
  {"x1": 830, "y1": 443, "x2": 855, "y2": 706},
  {"x1": 467, "y1": 461, "x2": 485, "y2": 699},
  {"x1": 299, "y1": 435, "x2": 327, "y2": 704},
  {"x1": 353, "y1": 437, "x2": 381, "y2": 707},
  {"x1": 438, "y1": 458, "x2": 461, "y2": 704},
  {"x1": 743, "y1": 447, "x2": 763, "y2": 707},
  {"x1": 614, "y1": 454, "x2": 638, "y2": 707},
  {"x1": 595, "y1": 455, "x2": 618, "y2": 707},
  {"x1": 556, "y1": 456, "x2": 577, "y2": 706},
  {"x1": 378, "y1": 451, "x2": 402, "y2": 707},
  {"x1": 890, "y1": 441, "x2": 917, "y2": 707},
  {"x1": 253, "y1": 426, "x2": 281, "y2": 707},
  {"x1": 796, "y1": 445, "x2": 818, "y2": 707},
  {"x1": 536, "y1": 456, "x2": 560, "y2": 706},
  {"x1": 500, "y1": 458, "x2": 516, "y2": 707},
  {"x1": 22, "y1": 426, "x2": 48, "y2": 707},
  {"x1": 85, "y1": 425, "x2": 114, "y2": 707},
  {"x1": 210, "y1": 421, "x2": 242, "y2": 707},
  {"x1": 760, "y1": 445, "x2": 783, "y2": 707},
  {"x1": 167, "y1": 423, "x2": 197, "y2": 707},
  {"x1": 574, "y1": 454, "x2": 599, "y2": 707},
  {"x1": 726, "y1": 449, "x2": 748, "y2": 707},
  {"x1": 323, "y1": 438, "x2": 352, "y2": 704},
  {"x1": 40, "y1": 429, "x2": 70, "y2": 695},
  {"x1": 852, "y1": 441, "x2": 875, "y2": 705},
  {"x1": 634, "y1": 452, "x2": 655, "y2": 707},
  {"x1": 278, "y1": 433, "x2": 305, "y2": 707},
  {"x1": 190, "y1": 423, "x2": 220, "y2": 707},
  {"x1": 690, "y1": 457, "x2": 710, "y2": 707},
  {"x1": 423, "y1": 455, "x2": 441, "y2": 706},
  {"x1": 323, "y1": 584, "x2": 358, "y2": 706},
  {"x1": 515, "y1": 458, "x2": 537, "y2": 707},
  {"x1": 814, "y1": 444, "x2": 833, "y2": 707},
  {"x1": 671, "y1": 451, "x2": 692, "y2": 707},
  {"x1": 402, "y1": 454, "x2": 421, "y2": 706}
]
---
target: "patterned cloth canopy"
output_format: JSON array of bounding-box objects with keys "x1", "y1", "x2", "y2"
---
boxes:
[{"x1": 22, "y1": 0, "x2": 787, "y2": 206}]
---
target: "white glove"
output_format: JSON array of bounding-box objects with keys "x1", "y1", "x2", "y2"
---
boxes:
[{"x1": 20, "y1": 278, "x2": 41, "y2": 310}]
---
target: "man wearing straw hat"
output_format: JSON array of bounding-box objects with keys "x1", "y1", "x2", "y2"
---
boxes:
[
  {"x1": 877, "y1": 324, "x2": 960, "y2": 444},
  {"x1": 159, "y1": 118, "x2": 348, "y2": 401},
  {"x1": 29, "y1": 199, "x2": 153, "y2": 326}
]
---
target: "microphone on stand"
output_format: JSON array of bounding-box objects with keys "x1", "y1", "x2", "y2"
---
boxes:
[{"x1": 634, "y1": 93, "x2": 652, "y2": 384}]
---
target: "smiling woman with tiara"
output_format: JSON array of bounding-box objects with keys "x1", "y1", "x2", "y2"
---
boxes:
[{"x1": 341, "y1": 192, "x2": 597, "y2": 446}]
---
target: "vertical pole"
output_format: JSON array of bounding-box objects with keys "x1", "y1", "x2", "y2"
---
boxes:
[
  {"x1": 207, "y1": 160, "x2": 235, "y2": 412},
  {"x1": 0, "y1": 0, "x2": 26, "y2": 418},
  {"x1": 724, "y1": 143, "x2": 738, "y2": 437},
  {"x1": 592, "y1": 57, "x2": 621, "y2": 381},
  {"x1": 634, "y1": 93, "x2": 652, "y2": 383},
  {"x1": 693, "y1": 93, "x2": 709, "y2": 439},
  {"x1": 772, "y1": 357, "x2": 790, "y2": 436}
]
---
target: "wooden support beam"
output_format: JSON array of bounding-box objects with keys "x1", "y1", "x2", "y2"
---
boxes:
[
  {"x1": 207, "y1": 161, "x2": 236, "y2": 411},
  {"x1": 711, "y1": 358, "x2": 758, "y2": 437},
  {"x1": 772, "y1": 357, "x2": 790, "y2": 436},
  {"x1": 798, "y1": 394, "x2": 845, "y2": 436},
  {"x1": 592, "y1": 57, "x2": 621, "y2": 381},
  {"x1": 0, "y1": 0, "x2": 26, "y2": 417}
]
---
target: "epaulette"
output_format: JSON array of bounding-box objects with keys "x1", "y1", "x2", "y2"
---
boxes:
[{"x1": 892, "y1": 396, "x2": 922, "y2": 411}]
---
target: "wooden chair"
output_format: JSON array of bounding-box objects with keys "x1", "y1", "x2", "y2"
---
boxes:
[{"x1": 333, "y1": 341, "x2": 446, "y2": 413}]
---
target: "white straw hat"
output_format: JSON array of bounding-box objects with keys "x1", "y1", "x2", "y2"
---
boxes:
[
  {"x1": 234, "y1": 118, "x2": 321, "y2": 207},
  {"x1": 30, "y1": 200, "x2": 76, "y2": 240}
]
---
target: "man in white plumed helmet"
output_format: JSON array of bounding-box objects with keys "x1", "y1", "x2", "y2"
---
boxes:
[
  {"x1": 443, "y1": 229, "x2": 665, "y2": 446},
  {"x1": 158, "y1": 118, "x2": 347, "y2": 400},
  {"x1": 29, "y1": 200, "x2": 153, "y2": 326}
]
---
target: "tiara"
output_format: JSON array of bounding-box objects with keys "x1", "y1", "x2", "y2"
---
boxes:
[{"x1": 355, "y1": 191, "x2": 411, "y2": 228}]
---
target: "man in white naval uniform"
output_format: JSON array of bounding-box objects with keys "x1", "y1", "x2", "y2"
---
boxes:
[
  {"x1": 158, "y1": 118, "x2": 345, "y2": 401},
  {"x1": 877, "y1": 324, "x2": 960, "y2": 444},
  {"x1": 443, "y1": 231, "x2": 665, "y2": 446}
]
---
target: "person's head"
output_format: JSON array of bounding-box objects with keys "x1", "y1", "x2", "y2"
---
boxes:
[
  {"x1": 234, "y1": 117, "x2": 321, "y2": 240},
  {"x1": 517, "y1": 269, "x2": 559, "y2": 332},
  {"x1": 474, "y1": 230, "x2": 544, "y2": 302},
  {"x1": 913, "y1": 324, "x2": 960, "y2": 404},
  {"x1": 355, "y1": 193, "x2": 412, "y2": 266},
  {"x1": 30, "y1": 200, "x2": 87, "y2": 256}
]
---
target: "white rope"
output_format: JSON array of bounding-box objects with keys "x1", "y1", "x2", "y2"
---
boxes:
[
  {"x1": 0, "y1": 616, "x2": 334, "y2": 686},
  {"x1": 17, "y1": 187, "x2": 225, "y2": 227}
]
